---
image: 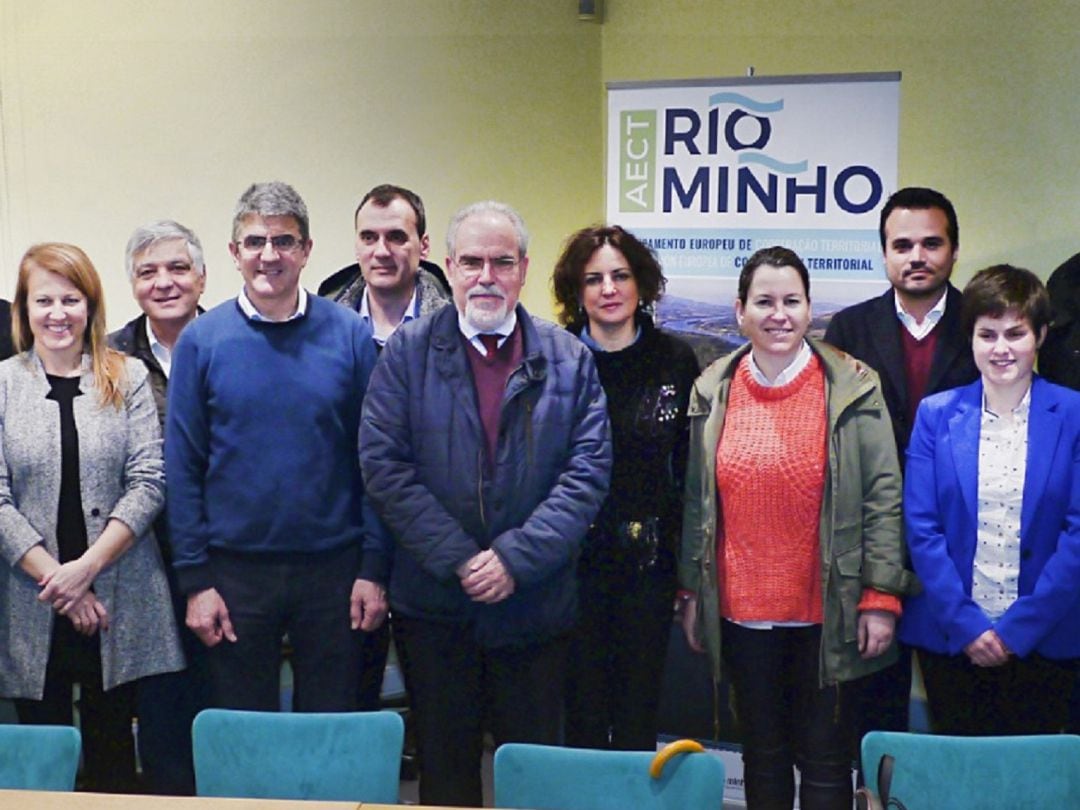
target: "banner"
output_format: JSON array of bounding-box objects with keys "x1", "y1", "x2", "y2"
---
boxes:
[{"x1": 606, "y1": 73, "x2": 900, "y2": 361}]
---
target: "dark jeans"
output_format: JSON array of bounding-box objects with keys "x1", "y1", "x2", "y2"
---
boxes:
[
  {"x1": 918, "y1": 648, "x2": 1075, "y2": 735},
  {"x1": 14, "y1": 635, "x2": 137, "y2": 794},
  {"x1": 565, "y1": 563, "x2": 675, "y2": 750},
  {"x1": 722, "y1": 621, "x2": 853, "y2": 810},
  {"x1": 394, "y1": 615, "x2": 568, "y2": 807},
  {"x1": 134, "y1": 561, "x2": 213, "y2": 796},
  {"x1": 205, "y1": 545, "x2": 360, "y2": 712},
  {"x1": 845, "y1": 644, "x2": 911, "y2": 772},
  {"x1": 357, "y1": 620, "x2": 391, "y2": 710}
]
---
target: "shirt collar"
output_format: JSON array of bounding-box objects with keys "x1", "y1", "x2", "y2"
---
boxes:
[
  {"x1": 359, "y1": 285, "x2": 420, "y2": 346},
  {"x1": 580, "y1": 323, "x2": 642, "y2": 353},
  {"x1": 982, "y1": 385, "x2": 1032, "y2": 420},
  {"x1": 457, "y1": 308, "x2": 518, "y2": 348},
  {"x1": 143, "y1": 317, "x2": 173, "y2": 377},
  {"x1": 237, "y1": 285, "x2": 308, "y2": 322},
  {"x1": 747, "y1": 339, "x2": 812, "y2": 387},
  {"x1": 895, "y1": 288, "x2": 947, "y2": 339}
]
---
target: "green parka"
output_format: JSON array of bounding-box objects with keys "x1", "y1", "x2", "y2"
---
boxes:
[{"x1": 678, "y1": 337, "x2": 913, "y2": 687}]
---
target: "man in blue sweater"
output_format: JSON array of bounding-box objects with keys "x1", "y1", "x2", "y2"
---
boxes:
[{"x1": 165, "y1": 182, "x2": 385, "y2": 711}]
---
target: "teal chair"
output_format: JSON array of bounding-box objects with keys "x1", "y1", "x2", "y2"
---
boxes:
[
  {"x1": 494, "y1": 741, "x2": 726, "y2": 810},
  {"x1": 192, "y1": 709, "x2": 403, "y2": 803},
  {"x1": 0, "y1": 724, "x2": 81, "y2": 791},
  {"x1": 861, "y1": 731, "x2": 1080, "y2": 810}
]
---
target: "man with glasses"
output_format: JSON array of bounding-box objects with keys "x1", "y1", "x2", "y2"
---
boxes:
[
  {"x1": 360, "y1": 201, "x2": 611, "y2": 807},
  {"x1": 165, "y1": 182, "x2": 385, "y2": 713},
  {"x1": 108, "y1": 220, "x2": 208, "y2": 793}
]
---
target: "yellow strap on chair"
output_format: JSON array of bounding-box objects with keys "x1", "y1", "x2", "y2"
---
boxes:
[{"x1": 649, "y1": 739, "x2": 706, "y2": 779}]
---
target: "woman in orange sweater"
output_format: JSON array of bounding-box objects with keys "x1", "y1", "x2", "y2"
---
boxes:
[{"x1": 679, "y1": 246, "x2": 909, "y2": 810}]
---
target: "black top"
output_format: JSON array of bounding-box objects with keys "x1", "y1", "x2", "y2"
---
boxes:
[
  {"x1": 44, "y1": 373, "x2": 98, "y2": 671},
  {"x1": 575, "y1": 315, "x2": 700, "y2": 565},
  {"x1": 45, "y1": 374, "x2": 88, "y2": 563}
]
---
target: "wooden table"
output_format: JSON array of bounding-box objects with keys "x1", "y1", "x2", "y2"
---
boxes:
[
  {"x1": 0, "y1": 790, "x2": 360, "y2": 809},
  {"x1": 0, "y1": 791, "x2": 477, "y2": 809}
]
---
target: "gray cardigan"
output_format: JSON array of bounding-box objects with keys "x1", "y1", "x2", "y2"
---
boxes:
[{"x1": 0, "y1": 351, "x2": 184, "y2": 698}]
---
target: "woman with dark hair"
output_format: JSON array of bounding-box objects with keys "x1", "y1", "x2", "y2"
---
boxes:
[
  {"x1": 0, "y1": 243, "x2": 183, "y2": 791},
  {"x1": 900, "y1": 264, "x2": 1080, "y2": 735},
  {"x1": 679, "y1": 246, "x2": 907, "y2": 809},
  {"x1": 552, "y1": 224, "x2": 699, "y2": 750}
]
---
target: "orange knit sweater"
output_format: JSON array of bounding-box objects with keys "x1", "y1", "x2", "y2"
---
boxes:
[{"x1": 716, "y1": 355, "x2": 827, "y2": 623}]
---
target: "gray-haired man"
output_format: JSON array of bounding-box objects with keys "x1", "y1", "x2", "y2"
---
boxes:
[{"x1": 109, "y1": 220, "x2": 208, "y2": 794}]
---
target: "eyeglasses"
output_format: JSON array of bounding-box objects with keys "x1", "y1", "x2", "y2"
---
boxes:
[
  {"x1": 454, "y1": 256, "x2": 519, "y2": 277},
  {"x1": 134, "y1": 262, "x2": 195, "y2": 282},
  {"x1": 238, "y1": 234, "x2": 304, "y2": 253}
]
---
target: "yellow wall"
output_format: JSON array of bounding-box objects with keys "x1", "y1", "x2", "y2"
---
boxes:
[
  {"x1": 601, "y1": 0, "x2": 1080, "y2": 287},
  {"x1": 2, "y1": 1, "x2": 1077, "y2": 327},
  {"x1": 0, "y1": 0, "x2": 602, "y2": 323}
]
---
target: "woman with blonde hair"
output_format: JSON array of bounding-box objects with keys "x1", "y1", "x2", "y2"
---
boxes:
[{"x1": 0, "y1": 243, "x2": 183, "y2": 791}]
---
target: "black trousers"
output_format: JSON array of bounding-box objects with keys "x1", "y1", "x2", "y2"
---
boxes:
[
  {"x1": 845, "y1": 644, "x2": 911, "y2": 770},
  {"x1": 356, "y1": 620, "x2": 391, "y2": 710},
  {"x1": 565, "y1": 563, "x2": 675, "y2": 750},
  {"x1": 135, "y1": 585, "x2": 212, "y2": 796},
  {"x1": 918, "y1": 648, "x2": 1075, "y2": 735},
  {"x1": 205, "y1": 546, "x2": 360, "y2": 712},
  {"x1": 14, "y1": 624, "x2": 137, "y2": 794},
  {"x1": 722, "y1": 621, "x2": 853, "y2": 810},
  {"x1": 394, "y1": 615, "x2": 568, "y2": 807}
]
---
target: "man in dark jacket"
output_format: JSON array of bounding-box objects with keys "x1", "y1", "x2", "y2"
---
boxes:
[
  {"x1": 108, "y1": 220, "x2": 208, "y2": 794},
  {"x1": 319, "y1": 184, "x2": 451, "y2": 713},
  {"x1": 0, "y1": 299, "x2": 14, "y2": 361},
  {"x1": 1040, "y1": 252, "x2": 1080, "y2": 391},
  {"x1": 317, "y1": 183, "x2": 449, "y2": 348},
  {"x1": 1038, "y1": 251, "x2": 1080, "y2": 733},
  {"x1": 825, "y1": 186, "x2": 979, "y2": 753},
  {"x1": 360, "y1": 201, "x2": 611, "y2": 807}
]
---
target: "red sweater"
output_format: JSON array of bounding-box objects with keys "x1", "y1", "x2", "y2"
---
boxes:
[{"x1": 716, "y1": 355, "x2": 827, "y2": 623}]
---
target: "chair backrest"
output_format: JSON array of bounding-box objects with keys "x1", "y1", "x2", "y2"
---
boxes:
[
  {"x1": 192, "y1": 709, "x2": 403, "y2": 803},
  {"x1": 862, "y1": 731, "x2": 1080, "y2": 810},
  {"x1": 0, "y1": 724, "x2": 81, "y2": 791},
  {"x1": 494, "y1": 742, "x2": 726, "y2": 810}
]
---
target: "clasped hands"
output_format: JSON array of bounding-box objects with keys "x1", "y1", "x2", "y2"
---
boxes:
[
  {"x1": 37, "y1": 557, "x2": 108, "y2": 636},
  {"x1": 457, "y1": 548, "x2": 515, "y2": 604}
]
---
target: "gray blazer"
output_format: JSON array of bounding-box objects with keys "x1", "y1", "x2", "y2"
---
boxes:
[{"x1": 0, "y1": 351, "x2": 184, "y2": 699}]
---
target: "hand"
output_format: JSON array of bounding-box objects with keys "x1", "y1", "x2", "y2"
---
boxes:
[
  {"x1": 38, "y1": 557, "x2": 99, "y2": 613},
  {"x1": 66, "y1": 592, "x2": 109, "y2": 636},
  {"x1": 350, "y1": 578, "x2": 388, "y2": 631},
  {"x1": 186, "y1": 587, "x2": 237, "y2": 647},
  {"x1": 858, "y1": 609, "x2": 896, "y2": 659},
  {"x1": 680, "y1": 594, "x2": 705, "y2": 654},
  {"x1": 457, "y1": 549, "x2": 516, "y2": 604},
  {"x1": 964, "y1": 629, "x2": 1010, "y2": 667}
]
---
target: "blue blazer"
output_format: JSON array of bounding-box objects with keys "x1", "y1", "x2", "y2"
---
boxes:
[{"x1": 899, "y1": 376, "x2": 1080, "y2": 659}]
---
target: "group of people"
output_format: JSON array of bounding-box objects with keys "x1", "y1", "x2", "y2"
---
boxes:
[{"x1": 0, "y1": 180, "x2": 1077, "y2": 810}]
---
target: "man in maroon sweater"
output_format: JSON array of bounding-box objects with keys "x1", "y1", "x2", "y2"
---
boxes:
[{"x1": 824, "y1": 187, "x2": 978, "y2": 751}]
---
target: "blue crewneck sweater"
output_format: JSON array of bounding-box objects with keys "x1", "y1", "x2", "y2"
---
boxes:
[{"x1": 165, "y1": 295, "x2": 380, "y2": 594}]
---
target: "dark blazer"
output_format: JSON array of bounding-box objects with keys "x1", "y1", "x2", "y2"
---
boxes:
[
  {"x1": 824, "y1": 284, "x2": 978, "y2": 455},
  {"x1": 0, "y1": 300, "x2": 15, "y2": 362},
  {"x1": 898, "y1": 377, "x2": 1080, "y2": 660},
  {"x1": 1040, "y1": 252, "x2": 1080, "y2": 391}
]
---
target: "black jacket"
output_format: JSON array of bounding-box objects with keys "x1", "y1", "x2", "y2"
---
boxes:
[
  {"x1": 824, "y1": 284, "x2": 978, "y2": 456},
  {"x1": 1040, "y1": 252, "x2": 1080, "y2": 391},
  {"x1": 0, "y1": 300, "x2": 15, "y2": 362}
]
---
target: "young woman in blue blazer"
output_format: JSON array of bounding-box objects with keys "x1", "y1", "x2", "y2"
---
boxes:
[{"x1": 900, "y1": 265, "x2": 1080, "y2": 735}]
